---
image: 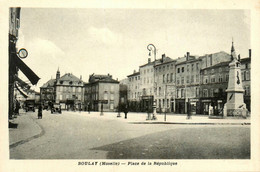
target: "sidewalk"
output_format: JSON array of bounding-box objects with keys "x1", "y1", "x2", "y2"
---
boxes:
[
  {"x1": 74, "y1": 111, "x2": 251, "y2": 125},
  {"x1": 9, "y1": 111, "x2": 42, "y2": 146}
]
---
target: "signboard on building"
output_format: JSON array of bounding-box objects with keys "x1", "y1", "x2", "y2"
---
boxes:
[{"x1": 94, "y1": 100, "x2": 108, "y2": 104}]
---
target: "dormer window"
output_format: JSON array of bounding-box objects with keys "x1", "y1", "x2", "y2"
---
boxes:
[
  {"x1": 60, "y1": 81, "x2": 63, "y2": 84},
  {"x1": 69, "y1": 81, "x2": 73, "y2": 85}
]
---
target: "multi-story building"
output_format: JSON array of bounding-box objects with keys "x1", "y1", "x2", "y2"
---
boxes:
[
  {"x1": 139, "y1": 58, "x2": 155, "y2": 97},
  {"x1": 200, "y1": 61, "x2": 230, "y2": 114},
  {"x1": 240, "y1": 50, "x2": 251, "y2": 111},
  {"x1": 127, "y1": 70, "x2": 141, "y2": 111},
  {"x1": 84, "y1": 74, "x2": 119, "y2": 112},
  {"x1": 199, "y1": 45, "x2": 251, "y2": 115},
  {"x1": 9, "y1": 8, "x2": 39, "y2": 119},
  {"x1": 40, "y1": 69, "x2": 84, "y2": 110},
  {"x1": 127, "y1": 70, "x2": 141, "y2": 101},
  {"x1": 40, "y1": 78, "x2": 56, "y2": 105},
  {"x1": 55, "y1": 71, "x2": 84, "y2": 110},
  {"x1": 154, "y1": 54, "x2": 176, "y2": 113},
  {"x1": 175, "y1": 53, "x2": 199, "y2": 114},
  {"x1": 175, "y1": 51, "x2": 231, "y2": 114}
]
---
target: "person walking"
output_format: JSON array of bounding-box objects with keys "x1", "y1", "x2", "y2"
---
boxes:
[
  {"x1": 186, "y1": 102, "x2": 192, "y2": 119},
  {"x1": 124, "y1": 104, "x2": 128, "y2": 119},
  {"x1": 88, "y1": 103, "x2": 91, "y2": 114},
  {"x1": 14, "y1": 99, "x2": 20, "y2": 117},
  {"x1": 38, "y1": 104, "x2": 43, "y2": 119}
]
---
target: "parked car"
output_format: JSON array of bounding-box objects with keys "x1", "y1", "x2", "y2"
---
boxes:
[
  {"x1": 24, "y1": 100, "x2": 35, "y2": 112},
  {"x1": 51, "y1": 103, "x2": 62, "y2": 114}
]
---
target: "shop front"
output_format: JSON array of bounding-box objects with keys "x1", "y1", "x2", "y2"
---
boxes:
[
  {"x1": 175, "y1": 99, "x2": 185, "y2": 114},
  {"x1": 188, "y1": 98, "x2": 200, "y2": 115},
  {"x1": 200, "y1": 98, "x2": 225, "y2": 115}
]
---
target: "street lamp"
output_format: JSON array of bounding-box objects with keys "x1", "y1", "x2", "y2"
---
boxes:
[{"x1": 147, "y1": 44, "x2": 157, "y2": 120}]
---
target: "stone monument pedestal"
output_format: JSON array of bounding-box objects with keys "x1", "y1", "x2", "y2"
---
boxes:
[{"x1": 224, "y1": 42, "x2": 248, "y2": 118}]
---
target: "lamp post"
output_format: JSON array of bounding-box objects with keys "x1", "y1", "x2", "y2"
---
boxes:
[{"x1": 147, "y1": 44, "x2": 157, "y2": 120}]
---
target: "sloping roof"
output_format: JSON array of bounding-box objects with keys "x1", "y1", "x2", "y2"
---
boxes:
[
  {"x1": 41, "y1": 79, "x2": 56, "y2": 88},
  {"x1": 87, "y1": 74, "x2": 119, "y2": 84},
  {"x1": 98, "y1": 77, "x2": 119, "y2": 83},
  {"x1": 58, "y1": 73, "x2": 81, "y2": 82},
  {"x1": 201, "y1": 61, "x2": 231, "y2": 70},
  {"x1": 127, "y1": 72, "x2": 140, "y2": 77},
  {"x1": 240, "y1": 57, "x2": 251, "y2": 63},
  {"x1": 139, "y1": 59, "x2": 162, "y2": 68}
]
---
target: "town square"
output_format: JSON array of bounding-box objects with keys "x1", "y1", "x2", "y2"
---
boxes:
[{"x1": 7, "y1": 8, "x2": 252, "y2": 161}]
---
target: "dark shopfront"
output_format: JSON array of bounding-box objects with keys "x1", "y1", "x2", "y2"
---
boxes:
[
  {"x1": 141, "y1": 96, "x2": 153, "y2": 113},
  {"x1": 200, "y1": 98, "x2": 225, "y2": 115},
  {"x1": 175, "y1": 99, "x2": 185, "y2": 114}
]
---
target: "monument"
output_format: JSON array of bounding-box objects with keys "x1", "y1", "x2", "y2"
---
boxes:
[{"x1": 223, "y1": 41, "x2": 248, "y2": 118}]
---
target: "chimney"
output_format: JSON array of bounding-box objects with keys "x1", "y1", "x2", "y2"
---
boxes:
[
  {"x1": 148, "y1": 58, "x2": 151, "y2": 63},
  {"x1": 133, "y1": 70, "x2": 136, "y2": 73},
  {"x1": 162, "y1": 54, "x2": 166, "y2": 62},
  {"x1": 238, "y1": 54, "x2": 241, "y2": 61},
  {"x1": 249, "y1": 49, "x2": 251, "y2": 58},
  {"x1": 186, "y1": 52, "x2": 190, "y2": 61}
]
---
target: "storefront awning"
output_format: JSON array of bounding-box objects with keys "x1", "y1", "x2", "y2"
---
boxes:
[
  {"x1": 15, "y1": 81, "x2": 28, "y2": 98},
  {"x1": 13, "y1": 54, "x2": 40, "y2": 85}
]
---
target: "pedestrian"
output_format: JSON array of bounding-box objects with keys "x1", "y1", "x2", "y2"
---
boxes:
[
  {"x1": 15, "y1": 99, "x2": 20, "y2": 116},
  {"x1": 186, "y1": 102, "x2": 191, "y2": 119},
  {"x1": 38, "y1": 104, "x2": 43, "y2": 119},
  {"x1": 88, "y1": 103, "x2": 91, "y2": 114},
  {"x1": 209, "y1": 104, "x2": 213, "y2": 116},
  {"x1": 124, "y1": 104, "x2": 128, "y2": 119}
]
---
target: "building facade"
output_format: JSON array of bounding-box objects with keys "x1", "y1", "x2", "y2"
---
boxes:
[
  {"x1": 40, "y1": 69, "x2": 84, "y2": 110},
  {"x1": 154, "y1": 54, "x2": 176, "y2": 113},
  {"x1": 84, "y1": 74, "x2": 119, "y2": 112}
]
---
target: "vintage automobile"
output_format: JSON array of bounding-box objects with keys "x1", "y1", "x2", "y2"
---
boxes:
[
  {"x1": 24, "y1": 100, "x2": 35, "y2": 112},
  {"x1": 51, "y1": 103, "x2": 62, "y2": 114}
]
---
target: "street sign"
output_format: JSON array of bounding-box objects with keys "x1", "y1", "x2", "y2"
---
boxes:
[
  {"x1": 189, "y1": 98, "x2": 199, "y2": 102},
  {"x1": 99, "y1": 100, "x2": 108, "y2": 104}
]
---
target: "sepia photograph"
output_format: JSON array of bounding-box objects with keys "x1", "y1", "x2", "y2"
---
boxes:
[{"x1": 1, "y1": 1, "x2": 260, "y2": 172}]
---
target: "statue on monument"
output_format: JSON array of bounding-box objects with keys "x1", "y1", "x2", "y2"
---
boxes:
[{"x1": 223, "y1": 40, "x2": 248, "y2": 118}]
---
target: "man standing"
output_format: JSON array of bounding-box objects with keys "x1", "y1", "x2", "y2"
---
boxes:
[
  {"x1": 124, "y1": 104, "x2": 128, "y2": 119},
  {"x1": 38, "y1": 104, "x2": 42, "y2": 119}
]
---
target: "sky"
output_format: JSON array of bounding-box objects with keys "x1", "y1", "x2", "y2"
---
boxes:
[{"x1": 16, "y1": 8, "x2": 251, "y2": 92}]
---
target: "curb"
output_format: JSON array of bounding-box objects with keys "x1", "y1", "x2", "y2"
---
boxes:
[
  {"x1": 9, "y1": 116, "x2": 45, "y2": 149},
  {"x1": 129, "y1": 122, "x2": 251, "y2": 125}
]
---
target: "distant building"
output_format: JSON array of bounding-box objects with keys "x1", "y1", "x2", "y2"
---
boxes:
[
  {"x1": 40, "y1": 78, "x2": 56, "y2": 105},
  {"x1": 240, "y1": 50, "x2": 251, "y2": 111},
  {"x1": 40, "y1": 69, "x2": 84, "y2": 110},
  {"x1": 84, "y1": 74, "x2": 119, "y2": 112},
  {"x1": 200, "y1": 61, "x2": 230, "y2": 115},
  {"x1": 154, "y1": 54, "x2": 176, "y2": 113},
  {"x1": 174, "y1": 51, "x2": 231, "y2": 114},
  {"x1": 127, "y1": 70, "x2": 141, "y2": 111}
]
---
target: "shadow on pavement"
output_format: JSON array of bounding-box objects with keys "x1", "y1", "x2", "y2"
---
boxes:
[{"x1": 91, "y1": 127, "x2": 250, "y2": 159}]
